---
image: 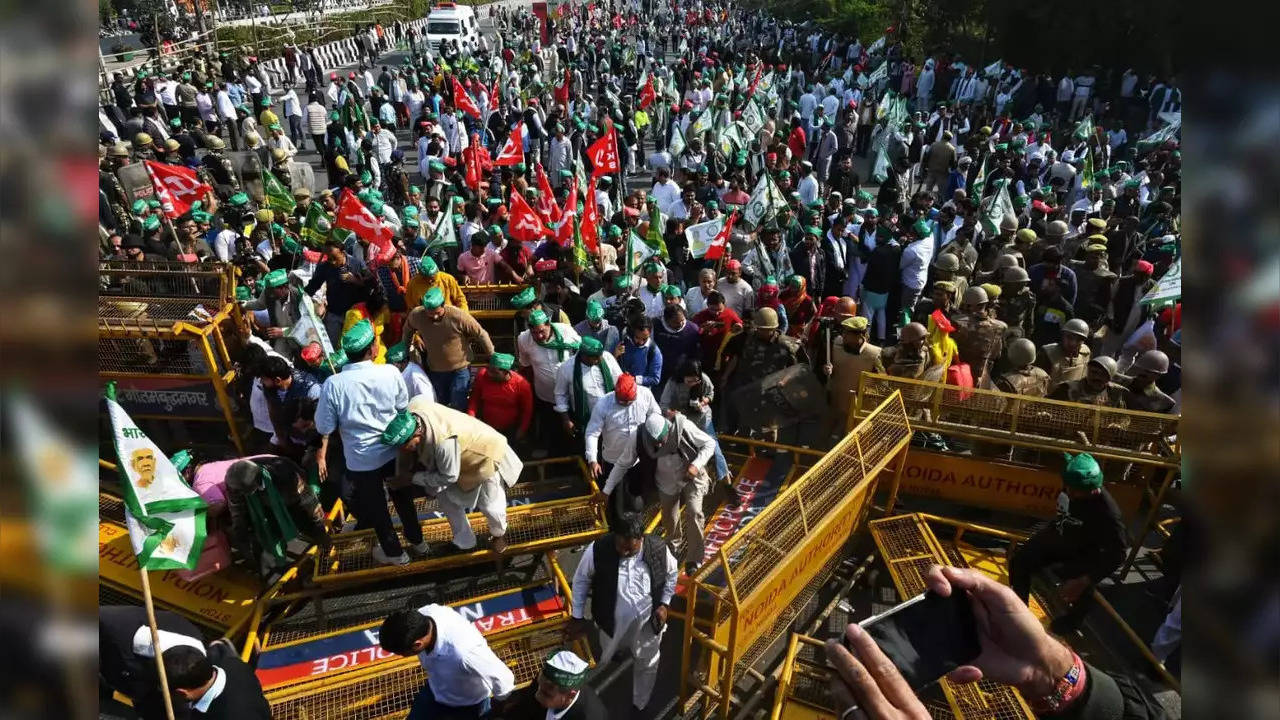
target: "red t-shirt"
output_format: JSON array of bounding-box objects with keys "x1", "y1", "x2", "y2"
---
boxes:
[
  {"x1": 691, "y1": 307, "x2": 743, "y2": 365},
  {"x1": 467, "y1": 368, "x2": 533, "y2": 434},
  {"x1": 787, "y1": 127, "x2": 808, "y2": 163}
]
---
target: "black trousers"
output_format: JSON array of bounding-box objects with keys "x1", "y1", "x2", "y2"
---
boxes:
[
  {"x1": 1009, "y1": 524, "x2": 1096, "y2": 626},
  {"x1": 349, "y1": 459, "x2": 422, "y2": 557}
]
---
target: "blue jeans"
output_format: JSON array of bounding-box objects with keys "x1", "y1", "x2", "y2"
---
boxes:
[
  {"x1": 702, "y1": 419, "x2": 730, "y2": 481},
  {"x1": 428, "y1": 368, "x2": 472, "y2": 411},
  {"x1": 406, "y1": 684, "x2": 489, "y2": 720}
]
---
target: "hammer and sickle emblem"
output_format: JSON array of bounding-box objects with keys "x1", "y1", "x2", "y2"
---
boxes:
[
  {"x1": 344, "y1": 213, "x2": 379, "y2": 232},
  {"x1": 163, "y1": 174, "x2": 203, "y2": 198}
]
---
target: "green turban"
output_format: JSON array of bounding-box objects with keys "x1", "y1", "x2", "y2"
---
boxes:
[
  {"x1": 386, "y1": 342, "x2": 408, "y2": 364},
  {"x1": 421, "y1": 286, "x2": 445, "y2": 309},
  {"x1": 528, "y1": 309, "x2": 549, "y2": 326},
  {"x1": 420, "y1": 256, "x2": 439, "y2": 276},
  {"x1": 142, "y1": 215, "x2": 161, "y2": 232},
  {"x1": 586, "y1": 299, "x2": 604, "y2": 321},
  {"x1": 381, "y1": 410, "x2": 418, "y2": 446},
  {"x1": 578, "y1": 336, "x2": 604, "y2": 356}
]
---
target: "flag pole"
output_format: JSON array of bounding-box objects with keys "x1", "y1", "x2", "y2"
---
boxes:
[{"x1": 139, "y1": 567, "x2": 179, "y2": 720}]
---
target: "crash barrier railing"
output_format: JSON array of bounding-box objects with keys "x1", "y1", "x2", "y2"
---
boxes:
[
  {"x1": 99, "y1": 492, "x2": 264, "y2": 637},
  {"x1": 249, "y1": 553, "x2": 576, "y2": 694},
  {"x1": 461, "y1": 283, "x2": 525, "y2": 357},
  {"x1": 383, "y1": 456, "x2": 588, "y2": 528},
  {"x1": 869, "y1": 513, "x2": 1037, "y2": 720},
  {"x1": 680, "y1": 392, "x2": 913, "y2": 720},
  {"x1": 264, "y1": 618, "x2": 589, "y2": 720},
  {"x1": 853, "y1": 373, "x2": 1181, "y2": 576},
  {"x1": 99, "y1": 261, "x2": 249, "y2": 454},
  {"x1": 310, "y1": 457, "x2": 607, "y2": 588},
  {"x1": 853, "y1": 373, "x2": 1180, "y2": 467}
]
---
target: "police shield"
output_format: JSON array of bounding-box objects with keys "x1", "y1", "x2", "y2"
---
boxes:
[
  {"x1": 115, "y1": 162, "x2": 155, "y2": 203},
  {"x1": 729, "y1": 364, "x2": 825, "y2": 432},
  {"x1": 286, "y1": 161, "x2": 315, "y2": 196}
]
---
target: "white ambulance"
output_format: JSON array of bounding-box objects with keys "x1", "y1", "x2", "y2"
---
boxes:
[{"x1": 425, "y1": 2, "x2": 481, "y2": 54}]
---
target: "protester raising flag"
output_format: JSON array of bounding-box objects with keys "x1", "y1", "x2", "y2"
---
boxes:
[
  {"x1": 685, "y1": 214, "x2": 726, "y2": 259},
  {"x1": 494, "y1": 123, "x2": 525, "y2": 166},
  {"x1": 105, "y1": 383, "x2": 208, "y2": 571},
  {"x1": 743, "y1": 173, "x2": 787, "y2": 227},
  {"x1": 452, "y1": 76, "x2": 482, "y2": 119},
  {"x1": 980, "y1": 179, "x2": 1017, "y2": 235},
  {"x1": 643, "y1": 200, "x2": 669, "y2": 259},
  {"x1": 705, "y1": 211, "x2": 735, "y2": 261},
  {"x1": 144, "y1": 160, "x2": 211, "y2": 218},
  {"x1": 335, "y1": 189, "x2": 395, "y2": 263},
  {"x1": 263, "y1": 170, "x2": 296, "y2": 213},
  {"x1": 587, "y1": 120, "x2": 620, "y2": 176},
  {"x1": 425, "y1": 211, "x2": 458, "y2": 252},
  {"x1": 508, "y1": 189, "x2": 549, "y2": 242}
]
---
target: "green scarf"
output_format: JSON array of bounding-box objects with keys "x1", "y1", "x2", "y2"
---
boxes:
[
  {"x1": 572, "y1": 355, "x2": 614, "y2": 426},
  {"x1": 243, "y1": 469, "x2": 299, "y2": 563},
  {"x1": 534, "y1": 323, "x2": 580, "y2": 361}
]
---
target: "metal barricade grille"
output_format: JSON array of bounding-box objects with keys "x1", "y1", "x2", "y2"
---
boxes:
[
  {"x1": 393, "y1": 477, "x2": 589, "y2": 520},
  {"x1": 789, "y1": 659, "x2": 836, "y2": 710},
  {"x1": 707, "y1": 395, "x2": 912, "y2": 603},
  {"x1": 264, "y1": 560, "x2": 549, "y2": 647},
  {"x1": 267, "y1": 624, "x2": 579, "y2": 720},
  {"x1": 857, "y1": 374, "x2": 1179, "y2": 465},
  {"x1": 100, "y1": 584, "x2": 139, "y2": 608},
  {"x1": 321, "y1": 500, "x2": 603, "y2": 577},
  {"x1": 100, "y1": 492, "x2": 125, "y2": 523},
  {"x1": 736, "y1": 547, "x2": 848, "y2": 671},
  {"x1": 99, "y1": 335, "x2": 209, "y2": 375},
  {"x1": 100, "y1": 261, "x2": 228, "y2": 302}
]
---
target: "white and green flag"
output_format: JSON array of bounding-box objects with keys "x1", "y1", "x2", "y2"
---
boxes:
[
  {"x1": 717, "y1": 123, "x2": 743, "y2": 156},
  {"x1": 627, "y1": 231, "x2": 657, "y2": 270},
  {"x1": 689, "y1": 109, "x2": 714, "y2": 137},
  {"x1": 289, "y1": 292, "x2": 335, "y2": 357},
  {"x1": 741, "y1": 98, "x2": 765, "y2": 136},
  {"x1": 743, "y1": 173, "x2": 787, "y2": 227},
  {"x1": 685, "y1": 216, "x2": 726, "y2": 259},
  {"x1": 426, "y1": 211, "x2": 458, "y2": 252},
  {"x1": 669, "y1": 122, "x2": 687, "y2": 159},
  {"x1": 106, "y1": 387, "x2": 208, "y2": 571},
  {"x1": 980, "y1": 180, "x2": 1017, "y2": 236},
  {"x1": 1139, "y1": 259, "x2": 1181, "y2": 308}
]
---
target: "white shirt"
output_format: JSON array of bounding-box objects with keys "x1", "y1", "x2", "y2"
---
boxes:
[
  {"x1": 315, "y1": 360, "x2": 409, "y2": 471},
  {"x1": 637, "y1": 284, "x2": 666, "y2": 319},
  {"x1": 553, "y1": 352, "x2": 623, "y2": 416},
  {"x1": 571, "y1": 542, "x2": 678, "y2": 634},
  {"x1": 281, "y1": 89, "x2": 302, "y2": 117},
  {"x1": 1055, "y1": 76, "x2": 1073, "y2": 102},
  {"x1": 583, "y1": 387, "x2": 660, "y2": 464},
  {"x1": 414, "y1": 604, "x2": 516, "y2": 707},
  {"x1": 371, "y1": 128, "x2": 397, "y2": 163},
  {"x1": 797, "y1": 174, "x2": 819, "y2": 205},
  {"x1": 155, "y1": 79, "x2": 178, "y2": 106},
  {"x1": 650, "y1": 179, "x2": 682, "y2": 215},
  {"x1": 402, "y1": 361, "x2": 436, "y2": 403},
  {"x1": 192, "y1": 667, "x2": 226, "y2": 713},
  {"x1": 684, "y1": 286, "x2": 713, "y2": 316},
  {"x1": 899, "y1": 238, "x2": 934, "y2": 292},
  {"x1": 244, "y1": 75, "x2": 262, "y2": 94},
  {"x1": 715, "y1": 277, "x2": 754, "y2": 318},
  {"x1": 516, "y1": 323, "x2": 582, "y2": 403}
]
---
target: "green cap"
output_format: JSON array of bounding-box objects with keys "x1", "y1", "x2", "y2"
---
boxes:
[
  {"x1": 229, "y1": 192, "x2": 249, "y2": 206},
  {"x1": 380, "y1": 410, "x2": 418, "y2": 446},
  {"x1": 340, "y1": 319, "x2": 376, "y2": 355},
  {"x1": 511, "y1": 286, "x2": 537, "y2": 308},
  {"x1": 263, "y1": 269, "x2": 289, "y2": 288},
  {"x1": 607, "y1": 225, "x2": 622, "y2": 238},
  {"x1": 131, "y1": 199, "x2": 147, "y2": 214},
  {"x1": 403, "y1": 205, "x2": 419, "y2": 218},
  {"x1": 329, "y1": 111, "x2": 340, "y2": 122},
  {"x1": 404, "y1": 215, "x2": 420, "y2": 228},
  {"x1": 235, "y1": 285, "x2": 251, "y2": 301},
  {"x1": 386, "y1": 342, "x2": 408, "y2": 364},
  {"x1": 369, "y1": 200, "x2": 384, "y2": 214},
  {"x1": 613, "y1": 275, "x2": 632, "y2": 290},
  {"x1": 642, "y1": 261, "x2": 662, "y2": 275},
  {"x1": 191, "y1": 210, "x2": 212, "y2": 223},
  {"x1": 169, "y1": 449, "x2": 192, "y2": 472},
  {"x1": 359, "y1": 171, "x2": 372, "y2": 185},
  {"x1": 856, "y1": 190, "x2": 874, "y2": 202},
  {"x1": 912, "y1": 219, "x2": 932, "y2": 238},
  {"x1": 143, "y1": 215, "x2": 161, "y2": 231},
  {"x1": 489, "y1": 352, "x2": 515, "y2": 370},
  {"x1": 661, "y1": 284, "x2": 682, "y2": 298},
  {"x1": 805, "y1": 225, "x2": 822, "y2": 237},
  {"x1": 420, "y1": 256, "x2": 439, "y2": 276},
  {"x1": 430, "y1": 160, "x2": 446, "y2": 172},
  {"x1": 1062, "y1": 452, "x2": 1102, "y2": 490},
  {"x1": 327, "y1": 350, "x2": 348, "y2": 370},
  {"x1": 147, "y1": 198, "x2": 162, "y2": 210},
  {"x1": 586, "y1": 299, "x2": 604, "y2": 321},
  {"x1": 283, "y1": 237, "x2": 302, "y2": 254},
  {"x1": 421, "y1": 286, "x2": 445, "y2": 309},
  {"x1": 528, "y1": 309, "x2": 549, "y2": 326},
  {"x1": 579, "y1": 336, "x2": 604, "y2": 355},
  {"x1": 409, "y1": 185, "x2": 421, "y2": 194}
]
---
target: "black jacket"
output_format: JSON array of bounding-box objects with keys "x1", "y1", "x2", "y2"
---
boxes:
[
  {"x1": 495, "y1": 684, "x2": 607, "y2": 719},
  {"x1": 100, "y1": 606, "x2": 204, "y2": 720},
  {"x1": 194, "y1": 643, "x2": 271, "y2": 720}
]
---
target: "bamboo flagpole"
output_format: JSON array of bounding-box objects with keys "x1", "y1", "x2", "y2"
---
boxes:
[{"x1": 139, "y1": 569, "x2": 179, "y2": 720}]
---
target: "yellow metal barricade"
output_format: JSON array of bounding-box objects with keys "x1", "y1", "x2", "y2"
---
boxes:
[
  {"x1": 99, "y1": 260, "x2": 248, "y2": 454},
  {"x1": 771, "y1": 634, "x2": 839, "y2": 720},
  {"x1": 681, "y1": 392, "x2": 913, "y2": 720},
  {"x1": 461, "y1": 283, "x2": 526, "y2": 355}
]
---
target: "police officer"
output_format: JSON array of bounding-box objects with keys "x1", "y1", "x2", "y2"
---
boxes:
[
  {"x1": 100, "y1": 142, "x2": 133, "y2": 233},
  {"x1": 201, "y1": 135, "x2": 241, "y2": 197},
  {"x1": 881, "y1": 322, "x2": 939, "y2": 380},
  {"x1": 952, "y1": 286, "x2": 1007, "y2": 387},
  {"x1": 997, "y1": 266, "x2": 1036, "y2": 339},
  {"x1": 1118, "y1": 350, "x2": 1176, "y2": 413},
  {"x1": 724, "y1": 307, "x2": 807, "y2": 390},
  {"x1": 1037, "y1": 318, "x2": 1093, "y2": 389},
  {"x1": 995, "y1": 338, "x2": 1051, "y2": 397},
  {"x1": 1048, "y1": 356, "x2": 1126, "y2": 407},
  {"x1": 1009, "y1": 453, "x2": 1128, "y2": 634}
]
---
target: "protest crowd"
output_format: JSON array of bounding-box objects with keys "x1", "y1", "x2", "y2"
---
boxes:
[{"x1": 98, "y1": 0, "x2": 1183, "y2": 716}]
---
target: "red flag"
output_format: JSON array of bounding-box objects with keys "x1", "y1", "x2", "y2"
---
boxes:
[
  {"x1": 535, "y1": 165, "x2": 560, "y2": 223},
  {"x1": 493, "y1": 123, "x2": 525, "y2": 166},
  {"x1": 705, "y1": 211, "x2": 736, "y2": 261},
  {"x1": 586, "y1": 120, "x2": 620, "y2": 176},
  {"x1": 554, "y1": 67, "x2": 571, "y2": 105},
  {"x1": 746, "y1": 63, "x2": 764, "y2": 99},
  {"x1": 580, "y1": 178, "x2": 599, "y2": 251},
  {"x1": 508, "y1": 190, "x2": 549, "y2": 242},
  {"x1": 144, "y1": 160, "x2": 211, "y2": 218},
  {"x1": 489, "y1": 79, "x2": 501, "y2": 111},
  {"x1": 335, "y1": 189, "x2": 395, "y2": 263},
  {"x1": 553, "y1": 175, "x2": 579, "y2": 246},
  {"x1": 463, "y1": 132, "x2": 487, "y2": 192},
  {"x1": 638, "y1": 74, "x2": 656, "y2": 110},
  {"x1": 452, "y1": 77, "x2": 481, "y2": 119}
]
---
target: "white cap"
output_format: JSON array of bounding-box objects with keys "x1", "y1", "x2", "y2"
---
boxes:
[
  {"x1": 644, "y1": 414, "x2": 669, "y2": 440},
  {"x1": 133, "y1": 627, "x2": 205, "y2": 658}
]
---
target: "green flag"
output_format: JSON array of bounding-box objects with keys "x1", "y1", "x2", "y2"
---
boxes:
[
  {"x1": 572, "y1": 207, "x2": 589, "y2": 270},
  {"x1": 1081, "y1": 147, "x2": 1094, "y2": 189},
  {"x1": 644, "y1": 202, "x2": 669, "y2": 259},
  {"x1": 426, "y1": 210, "x2": 458, "y2": 252},
  {"x1": 301, "y1": 201, "x2": 331, "y2": 247},
  {"x1": 689, "y1": 109, "x2": 713, "y2": 137},
  {"x1": 668, "y1": 122, "x2": 687, "y2": 160},
  {"x1": 980, "y1": 180, "x2": 1017, "y2": 236},
  {"x1": 1073, "y1": 114, "x2": 1094, "y2": 142},
  {"x1": 264, "y1": 171, "x2": 296, "y2": 213}
]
